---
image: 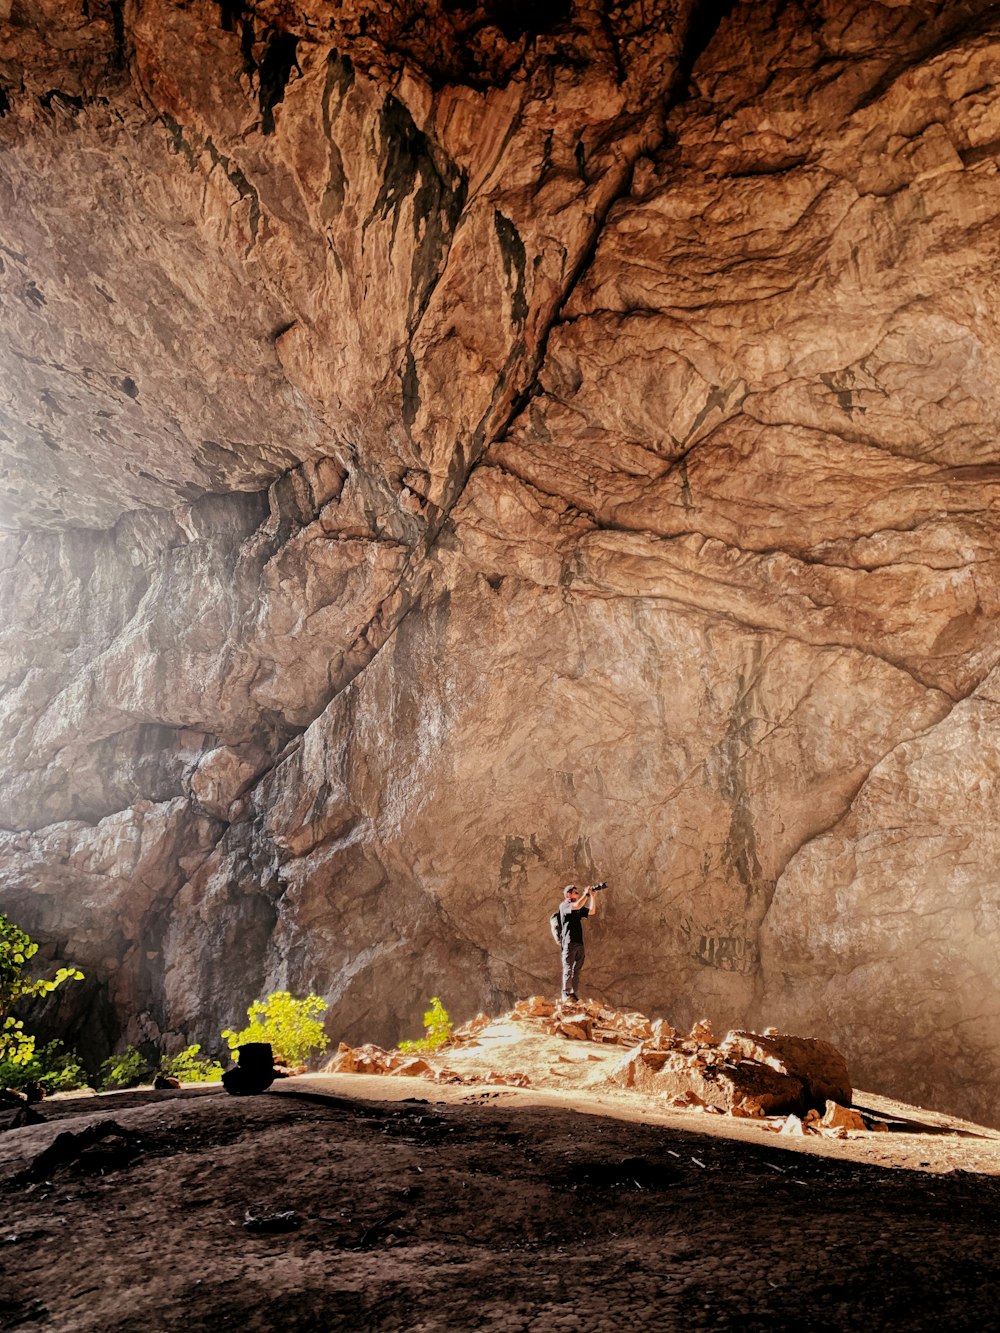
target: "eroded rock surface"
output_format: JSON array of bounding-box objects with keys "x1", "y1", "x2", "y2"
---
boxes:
[{"x1": 1, "y1": 1, "x2": 999, "y2": 1122}]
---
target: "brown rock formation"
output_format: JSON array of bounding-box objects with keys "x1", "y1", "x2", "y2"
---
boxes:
[{"x1": 1, "y1": 1, "x2": 999, "y2": 1123}]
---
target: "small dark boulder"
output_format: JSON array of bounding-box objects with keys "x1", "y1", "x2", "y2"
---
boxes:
[{"x1": 222, "y1": 1042, "x2": 278, "y2": 1096}]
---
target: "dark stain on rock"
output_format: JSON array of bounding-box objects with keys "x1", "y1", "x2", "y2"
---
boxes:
[
  {"x1": 539, "y1": 129, "x2": 553, "y2": 177},
  {"x1": 400, "y1": 349, "x2": 420, "y2": 434},
  {"x1": 23, "y1": 281, "x2": 46, "y2": 309},
  {"x1": 820, "y1": 371, "x2": 864, "y2": 417},
  {"x1": 370, "y1": 95, "x2": 468, "y2": 328},
  {"x1": 217, "y1": 3, "x2": 267, "y2": 80},
  {"x1": 206, "y1": 140, "x2": 261, "y2": 244},
  {"x1": 160, "y1": 111, "x2": 199, "y2": 171},
  {"x1": 573, "y1": 834, "x2": 597, "y2": 884},
  {"x1": 494, "y1": 210, "x2": 528, "y2": 327},
  {"x1": 320, "y1": 56, "x2": 354, "y2": 223},
  {"x1": 120, "y1": 376, "x2": 139, "y2": 399},
  {"x1": 443, "y1": 0, "x2": 571, "y2": 41},
  {"x1": 499, "y1": 833, "x2": 543, "y2": 890},
  {"x1": 723, "y1": 765, "x2": 766, "y2": 908},
  {"x1": 319, "y1": 150, "x2": 346, "y2": 219},
  {"x1": 695, "y1": 932, "x2": 760, "y2": 975},
  {"x1": 258, "y1": 31, "x2": 299, "y2": 135},
  {"x1": 323, "y1": 51, "x2": 355, "y2": 115},
  {"x1": 438, "y1": 437, "x2": 473, "y2": 517},
  {"x1": 39, "y1": 89, "x2": 84, "y2": 115},
  {"x1": 216, "y1": 0, "x2": 244, "y2": 34},
  {"x1": 677, "y1": 455, "x2": 693, "y2": 507},
  {"x1": 671, "y1": 0, "x2": 738, "y2": 104},
  {"x1": 683, "y1": 379, "x2": 746, "y2": 445},
  {"x1": 933, "y1": 462, "x2": 1000, "y2": 482},
  {"x1": 0, "y1": 85, "x2": 10, "y2": 118},
  {"x1": 108, "y1": 0, "x2": 126, "y2": 71},
  {"x1": 239, "y1": 19, "x2": 255, "y2": 76},
  {"x1": 711, "y1": 658, "x2": 773, "y2": 910},
  {"x1": 574, "y1": 139, "x2": 588, "y2": 181}
]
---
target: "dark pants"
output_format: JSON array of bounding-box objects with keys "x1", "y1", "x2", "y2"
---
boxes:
[{"x1": 561, "y1": 940, "x2": 585, "y2": 997}]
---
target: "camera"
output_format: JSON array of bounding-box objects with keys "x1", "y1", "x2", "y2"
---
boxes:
[{"x1": 590, "y1": 881, "x2": 608, "y2": 892}]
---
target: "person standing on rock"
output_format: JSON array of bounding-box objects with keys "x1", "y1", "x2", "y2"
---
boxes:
[{"x1": 557, "y1": 883, "x2": 600, "y2": 1002}]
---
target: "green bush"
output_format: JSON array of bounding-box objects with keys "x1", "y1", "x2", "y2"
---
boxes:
[
  {"x1": 98, "y1": 1045, "x2": 149, "y2": 1090},
  {"x1": 0, "y1": 913, "x2": 83, "y2": 1067},
  {"x1": 161, "y1": 1044, "x2": 224, "y2": 1083},
  {"x1": 399, "y1": 996, "x2": 453, "y2": 1054},
  {"x1": 222, "y1": 991, "x2": 329, "y2": 1066},
  {"x1": 0, "y1": 1040, "x2": 89, "y2": 1093}
]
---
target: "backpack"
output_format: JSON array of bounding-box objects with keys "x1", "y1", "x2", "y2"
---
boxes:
[{"x1": 549, "y1": 907, "x2": 564, "y2": 946}]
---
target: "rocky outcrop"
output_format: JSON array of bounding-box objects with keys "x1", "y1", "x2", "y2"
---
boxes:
[
  {"x1": 608, "y1": 1018, "x2": 851, "y2": 1117},
  {"x1": 1, "y1": 1, "x2": 1000, "y2": 1122}
]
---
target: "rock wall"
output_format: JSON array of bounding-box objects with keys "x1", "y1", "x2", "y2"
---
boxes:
[{"x1": 1, "y1": 0, "x2": 999, "y2": 1122}]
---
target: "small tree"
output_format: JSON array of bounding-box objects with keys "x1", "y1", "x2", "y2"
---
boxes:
[
  {"x1": 161, "y1": 1044, "x2": 224, "y2": 1083},
  {"x1": 0, "y1": 1040, "x2": 89, "y2": 1094},
  {"x1": 0, "y1": 913, "x2": 83, "y2": 1068},
  {"x1": 98, "y1": 1045, "x2": 148, "y2": 1091},
  {"x1": 399, "y1": 997, "x2": 453, "y2": 1054},
  {"x1": 222, "y1": 991, "x2": 329, "y2": 1066}
]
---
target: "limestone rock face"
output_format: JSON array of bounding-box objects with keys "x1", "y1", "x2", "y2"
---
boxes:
[{"x1": 1, "y1": 0, "x2": 1000, "y2": 1121}]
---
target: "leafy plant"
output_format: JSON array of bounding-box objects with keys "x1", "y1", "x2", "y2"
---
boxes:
[
  {"x1": 161, "y1": 1044, "x2": 224, "y2": 1083},
  {"x1": 0, "y1": 912, "x2": 83, "y2": 1067},
  {"x1": 0, "y1": 1040, "x2": 89, "y2": 1094},
  {"x1": 98, "y1": 1045, "x2": 148, "y2": 1090},
  {"x1": 222, "y1": 991, "x2": 329, "y2": 1066},
  {"x1": 399, "y1": 996, "x2": 453, "y2": 1054}
]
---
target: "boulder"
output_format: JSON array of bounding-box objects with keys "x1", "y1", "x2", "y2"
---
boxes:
[
  {"x1": 720, "y1": 1032, "x2": 852, "y2": 1109},
  {"x1": 821, "y1": 1101, "x2": 867, "y2": 1132},
  {"x1": 610, "y1": 1043, "x2": 810, "y2": 1117},
  {"x1": 222, "y1": 1042, "x2": 279, "y2": 1097},
  {"x1": 779, "y1": 1114, "x2": 807, "y2": 1136},
  {"x1": 650, "y1": 1020, "x2": 677, "y2": 1049},
  {"x1": 513, "y1": 996, "x2": 556, "y2": 1019},
  {"x1": 389, "y1": 1058, "x2": 433, "y2": 1077},
  {"x1": 689, "y1": 1019, "x2": 718, "y2": 1046},
  {"x1": 322, "y1": 1042, "x2": 398, "y2": 1076},
  {"x1": 557, "y1": 1019, "x2": 593, "y2": 1042}
]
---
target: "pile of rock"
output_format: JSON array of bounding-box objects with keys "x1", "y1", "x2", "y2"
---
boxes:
[
  {"x1": 322, "y1": 996, "x2": 648, "y2": 1084},
  {"x1": 322, "y1": 1041, "x2": 530, "y2": 1088},
  {"x1": 609, "y1": 1017, "x2": 856, "y2": 1121},
  {"x1": 323, "y1": 1043, "x2": 412, "y2": 1076},
  {"x1": 504, "y1": 995, "x2": 654, "y2": 1044},
  {"x1": 321, "y1": 998, "x2": 875, "y2": 1131}
]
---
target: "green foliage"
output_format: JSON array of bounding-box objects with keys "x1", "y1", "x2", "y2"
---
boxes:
[
  {"x1": 161, "y1": 1044, "x2": 224, "y2": 1083},
  {"x1": 399, "y1": 996, "x2": 453, "y2": 1054},
  {"x1": 0, "y1": 912, "x2": 83, "y2": 1066},
  {"x1": 222, "y1": 991, "x2": 329, "y2": 1066},
  {"x1": 98, "y1": 1045, "x2": 148, "y2": 1091},
  {"x1": 97, "y1": 1042, "x2": 225, "y2": 1091},
  {"x1": 0, "y1": 1040, "x2": 89, "y2": 1093}
]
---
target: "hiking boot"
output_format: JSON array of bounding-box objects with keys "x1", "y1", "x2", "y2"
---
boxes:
[{"x1": 564, "y1": 992, "x2": 579, "y2": 1002}]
